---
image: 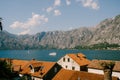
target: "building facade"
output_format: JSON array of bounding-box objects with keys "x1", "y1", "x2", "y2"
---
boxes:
[
  {"x1": 12, "y1": 59, "x2": 62, "y2": 80},
  {"x1": 57, "y1": 53, "x2": 90, "y2": 71},
  {"x1": 52, "y1": 69, "x2": 118, "y2": 80},
  {"x1": 88, "y1": 60, "x2": 120, "y2": 79}
]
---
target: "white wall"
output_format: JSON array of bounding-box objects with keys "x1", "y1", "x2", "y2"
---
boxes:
[
  {"x1": 88, "y1": 68, "x2": 104, "y2": 74},
  {"x1": 57, "y1": 55, "x2": 80, "y2": 71},
  {"x1": 112, "y1": 71, "x2": 120, "y2": 79},
  {"x1": 88, "y1": 68, "x2": 120, "y2": 79},
  {"x1": 19, "y1": 74, "x2": 23, "y2": 77},
  {"x1": 32, "y1": 77, "x2": 43, "y2": 80}
]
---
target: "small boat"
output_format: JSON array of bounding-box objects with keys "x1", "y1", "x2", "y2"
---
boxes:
[{"x1": 49, "y1": 52, "x2": 57, "y2": 56}]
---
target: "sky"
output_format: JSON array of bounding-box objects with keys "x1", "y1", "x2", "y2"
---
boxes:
[{"x1": 0, "y1": 0, "x2": 120, "y2": 35}]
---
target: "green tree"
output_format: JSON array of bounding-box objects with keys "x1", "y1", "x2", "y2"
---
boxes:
[
  {"x1": 20, "y1": 74, "x2": 32, "y2": 80},
  {"x1": 0, "y1": 60, "x2": 15, "y2": 79}
]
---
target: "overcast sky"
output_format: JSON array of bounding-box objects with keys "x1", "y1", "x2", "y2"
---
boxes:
[{"x1": 0, "y1": 0, "x2": 120, "y2": 35}]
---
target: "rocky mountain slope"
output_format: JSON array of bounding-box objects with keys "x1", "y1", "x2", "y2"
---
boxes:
[
  {"x1": 90, "y1": 15, "x2": 120, "y2": 45},
  {"x1": 0, "y1": 15, "x2": 120, "y2": 49}
]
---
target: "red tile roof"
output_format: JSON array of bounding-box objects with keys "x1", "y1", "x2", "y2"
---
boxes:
[
  {"x1": 19, "y1": 60, "x2": 56, "y2": 78},
  {"x1": 0, "y1": 58, "x2": 57, "y2": 78},
  {"x1": 52, "y1": 69, "x2": 75, "y2": 80},
  {"x1": 12, "y1": 59, "x2": 29, "y2": 70},
  {"x1": 0, "y1": 58, "x2": 29, "y2": 72},
  {"x1": 52, "y1": 69, "x2": 118, "y2": 80},
  {"x1": 32, "y1": 61, "x2": 56, "y2": 78},
  {"x1": 88, "y1": 59, "x2": 120, "y2": 72},
  {"x1": 67, "y1": 53, "x2": 90, "y2": 66}
]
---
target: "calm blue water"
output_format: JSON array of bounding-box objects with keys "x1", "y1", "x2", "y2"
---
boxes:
[{"x1": 0, "y1": 49, "x2": 120, "y2": 61}]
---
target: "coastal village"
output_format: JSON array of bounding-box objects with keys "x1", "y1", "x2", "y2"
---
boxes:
[
  {"x1": 0, "y1": 0, "x2": 120, "y2": 80},
  {"x1": 0, "y1": 53, "x2": 120, "y2": 80}
]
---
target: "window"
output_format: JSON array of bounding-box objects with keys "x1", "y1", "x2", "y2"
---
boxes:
[
  {"x1": 72, "y1": 61, "x2": 74, "y2": 63},
  {"x1": 34, "y1": 67, "x2": 40, "y2": 72},
  {"x1": 63, "y1": 57, "x2": 65, "y2": 62},
  {"x1": 65, "y1": 66, "x2": 68, "y2": 69},
  {"x1": 32, "y1": 78, "x2": 35, "y2": 80},
  {"x1": 54, "y1": 67, "x2": 57, "y2": 73},
  {"x1": 29, "y1": 65, "x2": 34, "y2": 73},
  {"x1": 29, "y1": 65, "x2": 33, "y2": 69},
  {"x1": 72, "y1": 66, "x2": 75, "y2": 70},
  {"x1": 68, "y1": 58, "x2": 70, "y2": 62},
  {"x1": 40, "y1": 66, "x2": 44, "y2": 71}
]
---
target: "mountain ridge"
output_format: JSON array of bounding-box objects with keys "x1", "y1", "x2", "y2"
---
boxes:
[{"x1": 0, "y1": 14, "x2": 120, "y2": 49}]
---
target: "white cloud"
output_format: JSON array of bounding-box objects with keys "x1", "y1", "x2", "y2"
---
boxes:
[
  {"x1": 46, "y1": 0, "x2": 62, "y2": 16},
  {"x1": 54, "y1": 10, "x2": 61, "y2": 16},
  {"x1": 10, "y1": 21, "x2": 23, "y2": 29},
  {"x1": 68, "y1": 27, "x2": 73, "y2": 30},
  {"x1": 18, "y1": 29, "x2": 30, "y2": 35},
  {"x1": 10, "y1": 13, "x2": 48, "y2": 29},
  {"x1": 54, "y1": 0, "x2": 61, "y2": 7},
  {"x1": 77, "y1": 0, "x2": 99, "y2": 10},
  {"x1": 46, "y1": 7, "x2": 62, "y2": 16},
  {"x1": 66, "y1": 0, "x2": 71, "y2": 6},
  {"x1": 46, "y1": 6, "x2": 53, "y2": 13}
]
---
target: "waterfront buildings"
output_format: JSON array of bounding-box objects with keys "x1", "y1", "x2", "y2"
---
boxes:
[
  {"x1": 57, "y1": 53, "x2": 90, "y2": 71},
  {"x1": 0, "y1": 53, "x2": 119, "y2": 80},
  {"x1": 88, "y1": 60, "x2": 120, "y2": 79}
]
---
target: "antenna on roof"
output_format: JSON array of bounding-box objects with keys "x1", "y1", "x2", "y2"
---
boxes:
[
  {"x1": 0, "y1": 17, "x2": 3, "y2": 31},
  {"x1": 32, "y1": 58, "x2": 35, "y2": 61},
  {"x1": 0, "y1": 17, "x2": 3, "y2": 21}
]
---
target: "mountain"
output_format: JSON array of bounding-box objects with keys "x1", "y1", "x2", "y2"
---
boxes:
[
  {"x1": 0, "y1": 15, "x2": 120, "y2": 49},
  {"x1": 38, "y1": 28, "x2": 93, "y2": 49},
  {"x1": 89, "y1": 15, "x2": 120, "y2": 45},
  {"x1": 0, "y1": 31, "x2": 21, "y2": 49}
]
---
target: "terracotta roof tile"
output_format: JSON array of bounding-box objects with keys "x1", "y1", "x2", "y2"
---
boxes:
[
  {"x1": 52, "y1": 69, "x2": 75, "y2": 80},
  {"x1": 12, "y1": 60, "x2": 29, "y2": 68},
  {"x1": 11, "y1": 59, "x2": 29, "y2": 72},
  {"x1": 88, "y1": 60, "x2": 120, "y2": 72},
  {"x1": 19, "y1": 60, "x2": 56, "y2": 78},
  {"x1": 67, "y1": 53, "x2": 90, "y2": 66},
  {"x1": 113, "y1": 61, "x2": 120, "y2": 72},
  {"x1": 52, "y1": 69, "x2": 118, "y2": 80}
]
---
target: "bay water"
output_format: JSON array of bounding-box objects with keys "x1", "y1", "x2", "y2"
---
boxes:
[{"x1": 0, "y1": 49, "x2": 120, "y2": 61}]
